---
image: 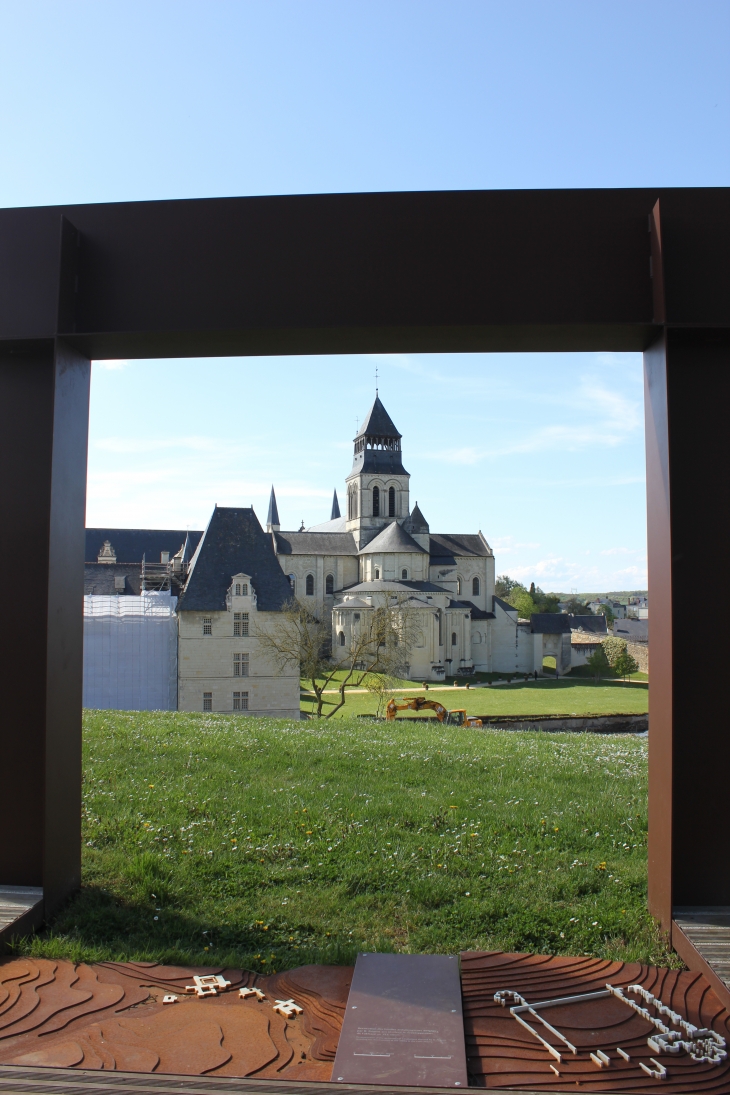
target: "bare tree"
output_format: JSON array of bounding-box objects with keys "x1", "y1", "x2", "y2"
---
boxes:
[{"x1": 256, "y1": 595, "x2": 420, "y2": 719}]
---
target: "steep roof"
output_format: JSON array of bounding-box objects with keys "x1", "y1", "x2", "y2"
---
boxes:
[
  {"x1": 429, "y1": 533, "x2": 492, "y2": 562},
  {"x1": 358, "y1": 521, "x2": 427, "y2": 554},
  {"x1": 266, "y1": 486, "x2": 280, "y2": 528},
  {"x1": 85, "y1": 528, "x2": 202, "y2": 564},
  {"x1": 403, "y1": 503, "x2": 429, "y2": 534},
  {"x1": 355, "y1": 396, "x2": 401, "y2": 441},
  {"x1": 493, "y1": 595, "x2": 517, "y2": 614},
  {"x1": 178, "y1": 507, "x2": 292, "y2": 613},
  {"x1": 274, "y1": 530, "x2": 358, "y2": 555},
  {"x1": 330, "y1": 490, "x2": 341, "y2": 520}
]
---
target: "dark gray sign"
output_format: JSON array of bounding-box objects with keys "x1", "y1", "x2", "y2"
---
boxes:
[{"x1": 332, "y1": 952, "x2": 468, "y2": 1088}]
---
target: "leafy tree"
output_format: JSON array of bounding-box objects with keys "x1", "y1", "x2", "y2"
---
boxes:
[
  {"x1": 613, "y1": 649, "x2": 639, "y2": 681},
  {"x1": 510, "y1": 590, "x2": 537, "y2": 620},
  {"x1": 531, "y1": 585, "x2": 560, "y2": 614},
  {"x1": 565, "y1": 597, "x2": 589, "y2": 616},
  {"x1": 256, "y1": 596, "x2": 419, "y2": 718},
  {"x1": 495, "y1": 574, "x2": 519, "y2": 598},
  {"x1": 602, "y1": 636, "x2": 627, "y2": 668},
  {"x1": 585, "y1": 646, "x2": 610, "y2": 682}
]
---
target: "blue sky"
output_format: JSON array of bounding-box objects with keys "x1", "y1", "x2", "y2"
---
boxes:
[{"x1": 2, "y1": 1, "x2": 728, "y2": 590}]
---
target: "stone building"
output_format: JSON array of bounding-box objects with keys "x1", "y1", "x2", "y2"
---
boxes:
[
  {"x1": 176, "y1": 507, "x2": 300, "y2": 718},
  {"x1": 267, "y1": 397, "x2": 500, "y2": 680}
]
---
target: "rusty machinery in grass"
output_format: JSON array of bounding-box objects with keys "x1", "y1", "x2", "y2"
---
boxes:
[{"x1": 385, "y1": 696, "x2": 483, "y2": 728}]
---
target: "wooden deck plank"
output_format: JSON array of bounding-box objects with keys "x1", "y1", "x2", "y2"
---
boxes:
[
  {"x1": 674, "y1": 907, "x2": 730, "y2": 994},
  {"x1": 0, "y1": 885, "x2": 44, "y2": 948}
]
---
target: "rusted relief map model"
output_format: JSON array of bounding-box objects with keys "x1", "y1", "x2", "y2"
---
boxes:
[
  {"x1": 0, "y1": 958, "x2": 350, "y2": 1078},
  {"x1": 1, "y1": 951, "x2": 730, "y2": 1089},
  {"x1": 462, "y1": 951, "x2": 730, "y2": 1091}
]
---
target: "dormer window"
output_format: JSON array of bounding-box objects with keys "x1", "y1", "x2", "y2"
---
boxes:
[
  {"x1": 160, "y1": 551, "x2": 169, "y2": 564},
  {"x1": 235, "y1": 582, "x2": 249, "y2": 596}
]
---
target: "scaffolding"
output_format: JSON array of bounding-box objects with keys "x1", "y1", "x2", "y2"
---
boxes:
[{"x1": 83, "y1": 592, "x2": 178, "y2": 711}]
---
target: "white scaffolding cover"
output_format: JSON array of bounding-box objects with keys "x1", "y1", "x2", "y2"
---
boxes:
[{"x1": 83, "y1": 592, "x2": 178, "y2": 711}]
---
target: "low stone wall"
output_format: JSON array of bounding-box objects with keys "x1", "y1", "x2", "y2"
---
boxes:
[
  {"x1": 627, "y1": 640, "x2": 649, "y2": 673},
  {"x1": 479, "y1": 713, "x2": 647, "y2": 733}
]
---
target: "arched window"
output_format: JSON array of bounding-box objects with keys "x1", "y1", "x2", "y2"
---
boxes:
[
  {"x1": 401, "y1": 568, "x2": 408, "y2": 579},
  {"x1": 472, "y1": 576, "x2": 480, "y2": 596},
  {"x1": 338, "y1": 630, "x2": 346, "y2": 646},
  {"x1": 456, "y1": 577, "x2": 461, "y2": 595},
  {"x1": 325, "y1": 574, "x2": 334, "y2": 595},
  {"x1": 305, "y1": 574, "x2": 314, "y2": 596},
  {"x1": 374, "y1": 567, "x2": 380, "y2": 579},
  {"x1": 372, "y1": 486, "x2": 380, "y2": 516},
  {"x1": 473, "y1": 632, "x2": 482, "y2": 644},
  {"x1": 388, "y1": 486, "x2": 395, "y2": 516},
  {"x1": 288, "y1": 574, "x2": 296, "y2": 592},
  {"x1": 452, "y1": 632, "x2": 457, "y2": 647}
]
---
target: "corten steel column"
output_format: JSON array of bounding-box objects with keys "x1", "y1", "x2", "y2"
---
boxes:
[
  {"x1": 0, "y1": 339, "x2": 90, "y2": 916},
  {"x1": 647, "y1": 329, "x2": 730, "y2": 920}
]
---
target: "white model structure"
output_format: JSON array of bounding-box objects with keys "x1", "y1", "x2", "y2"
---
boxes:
[
  {"x1": 494, "y1": 983, "x2": 727, "y2": 1075},
  {"x1": 185, "y1": 974, "x2": 232, "y2": 997},
  {"x1": 239, "y1": 986, "x2": 266, "y2": 1001},
  {"x1": 273, "y1": 998, "x2": 303, "y2": 1018}
]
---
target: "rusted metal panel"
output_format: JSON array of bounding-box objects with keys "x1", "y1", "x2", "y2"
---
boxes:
[{"x1": 332, "y1": 953, "x2": 467, "y2": 1088}]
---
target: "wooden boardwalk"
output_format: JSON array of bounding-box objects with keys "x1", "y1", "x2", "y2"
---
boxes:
[
  {"x1": 0, "y1": 885, "x2": 43, "y2": 947},
  {"x1": 674, "y1": 907, "x2": 730, "y2": 1003}
]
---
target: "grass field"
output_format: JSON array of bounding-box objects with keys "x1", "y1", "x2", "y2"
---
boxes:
[
  {"x1": 301, "y1": 676, "x2": 649, "y2": 719},
  {"x1": 14, "y1": 710, "x2": 674, "y2": 975}
]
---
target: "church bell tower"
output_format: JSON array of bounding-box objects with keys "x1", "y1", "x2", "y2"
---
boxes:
[{"x1": 345, "y1": 396, "x2": 410, "y2": 546}]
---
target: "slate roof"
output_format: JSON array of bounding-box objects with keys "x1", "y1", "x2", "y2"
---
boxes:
[
  {"x1": 266, "y1": 487, "x2": 280, "y2": 528},
  {"x1": 355, "y1": 396, "x2": 402, "y2": 441},
  {"x1": 462, "y1": 599, "x2": 495, "y2": 621},
  {"x1": 341, "y1": 579, "x2": 448, "y2": 594},
  {"x1": 530, "y1": 613, "x2": 572, "y2": 634},
  {"x1": 403, "y1": 503, "x2": 429, "y2": 534},
  {"x1": 358, "y1": 521, "x2": 426, "y2": 554},
  {"x1": 571, "y1": 614, "x2": 608, "y2": 634},
  {"x1": 306, "y1": 516, "x2": 348, "y2": 533},
  {"x1": 333, "y1": 596, "x2": 372, "y2": 609},
  {"x1": 354, "y1": 447, "x2": 410, "y2": 476},
  {"x1": 178, "y1": 507, "x2": 293, "y2": 613},
  {"x1": 86, "y1": 528, "x2": 203, "y2": 564},
  {"x1": 84, "y1": 563, "x2": 142, "y2": 596},
  {"x1": 330, "y1": 490, "x2": 341, "y2": 520},
  {"x1": 493, "y1": 595, "x2": 517, "y2": 614},
  {"x1": 274, "y1": 530, "x2": 358, "y2": 555},
  {"x1": 429, "y1": 533, "x2": 492, "y2": 563}
]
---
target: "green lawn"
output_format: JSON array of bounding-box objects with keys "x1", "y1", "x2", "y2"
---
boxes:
[
  {"x1": 302, "y1": 677, "x2": 648, "y2": 719},
  {"x1": 15, "y1": 710, "x2": 674, "y2": 975}
]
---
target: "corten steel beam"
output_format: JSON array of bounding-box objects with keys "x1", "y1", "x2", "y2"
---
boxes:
[{"x1": 0, "y1": 187, "x2": 727, "y2": 948}]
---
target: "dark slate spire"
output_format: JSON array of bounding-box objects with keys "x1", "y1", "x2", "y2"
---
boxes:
[
  {"x1": 351, "y1": 396, "x2": 408, "y2": 476},
  {"x1": 331, "y1": 489, "x2": 341, "y2": 520},
  {"x1": 266, "y1": 485, "x2": 280, "y2": 532},
  {"x1": 355, "y1": 396, "x2": 402, "y2": 443},
  {"x1": 403, "y1": 502, "x2": 429, "y2": 534}
]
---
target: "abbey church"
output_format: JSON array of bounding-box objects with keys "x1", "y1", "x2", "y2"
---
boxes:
[
  {"x1": 88, "y1": 396, "x2": 569, "y2": 717},
  {"x1": 266, "y1": 396, "x2": 511, "y2": 684}
]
